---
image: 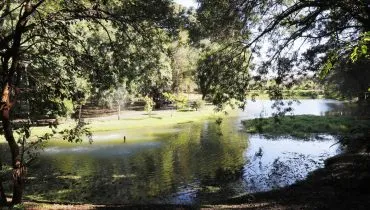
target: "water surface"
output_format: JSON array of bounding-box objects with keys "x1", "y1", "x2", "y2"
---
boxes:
[{"x1": 19, "y1": 99, "x2": 344, "y2": 204}]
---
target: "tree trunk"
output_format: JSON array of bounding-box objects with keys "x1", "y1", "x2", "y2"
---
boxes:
[
  {"x1": 117, "y1": 103, "x2": 120, "y2": 120},
  {"x1": 0, "y1": 182, "x2": 7, "y2": 207},
  {"x1": 1, "y1": 84, "x2": 23, "y2": 205},
  {"x1": 0, "y1": 159, "x2": 8, "y2": 207}
]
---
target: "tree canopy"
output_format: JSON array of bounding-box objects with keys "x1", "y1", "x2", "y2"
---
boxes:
[{"x1": 195, "y1": 0, "x2": 370, "y2": 101}]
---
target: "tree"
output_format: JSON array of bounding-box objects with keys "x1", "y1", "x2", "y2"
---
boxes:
[
  {"x1": 98, "y1": 84, "x2": 130, "y2": 120},
  {"x1": 195, "y1": 0, "x2": 370, "y2": 103},
  {"x1": 132, "y1": 46, "x2": 174, "y2": 109},
  {"x1": 170, "y1": 30, "x2": 199, "y2": 93},
  {"x1": 72, "y1": 77, "x2": 91, "y2": 122},
  {"x1": 144, "y1": 95, "x2": 155, "y2": 117},
  {"x1": 196, "y1": 40, "x2": 251, "y2": 108},
  {"x1": 0, "y1": 0, "x2": 177, "y2": 206}
]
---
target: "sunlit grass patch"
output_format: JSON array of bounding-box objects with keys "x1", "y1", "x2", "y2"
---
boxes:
[
  {"x1": 112, "y1": 174, "x2": 136, "y2": 179},
  {"x1": 243, "y1": 115, "x2": 370, "y2": 138},
  {"x1": 0, "y1": 105, "x2": 233, "y2": 144},
  {"x1": 56, "y1": 175, "x2": 82, "y2": 180}
]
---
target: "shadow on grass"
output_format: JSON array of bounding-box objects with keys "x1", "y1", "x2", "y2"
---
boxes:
[
  {"x1": 140, "y1": 114, "x2": 163, "y2": 120},
  {"x1": 177, "y1": 121, "x2": 194, "y2": 125},
  {"x1": 120, "y1": 118, "x2": 146, "y2": 121},
  {"x1": 150, "y1": 116, "x2": 163, "y2": 119},
  {"x1": 177, "y1": 109, "x2": 195, "y2": 112}
]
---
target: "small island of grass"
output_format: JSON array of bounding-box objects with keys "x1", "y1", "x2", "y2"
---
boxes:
[{"x1": 242, "y1": 115, "x2": 370, "y2": 138}]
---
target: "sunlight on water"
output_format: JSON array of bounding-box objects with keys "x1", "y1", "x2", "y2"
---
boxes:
[
  {"x1": 243, "y1": 135, "x2": 341, "y2": 192},
  {"x1": 240, "y1": 99, "x2": 345, "y2": 120}
]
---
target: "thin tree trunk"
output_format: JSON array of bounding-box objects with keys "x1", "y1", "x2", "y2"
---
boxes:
[
  {"x1": 117, "y1": 103, "x2": 120, "y2": 120},
  {"x1": 1, "y1": 83, "x2": 23, "y2": 205}
]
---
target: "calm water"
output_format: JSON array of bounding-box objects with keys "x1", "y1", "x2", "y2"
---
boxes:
[{"x1": 18, "y1": 100, "x2": 344, "y2": 204}]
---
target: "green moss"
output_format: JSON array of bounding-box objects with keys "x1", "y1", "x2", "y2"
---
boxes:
[{"x1": 242, "y1": 115, "x2": 370, "y2": 138}]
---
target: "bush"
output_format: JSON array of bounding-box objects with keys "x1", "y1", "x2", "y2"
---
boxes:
[
  {"x1": 175, "y1": 94, "x2": 189, "y2": 110},
  {"x1": 162, "y1": 92, "x2": 189, "y2": 110},
  {"x1": 190, "y1": 99, "x2": 205, "y2": 111},
  {"x1": 144, "y1": 96, "x2": 155, "y2": 117}
]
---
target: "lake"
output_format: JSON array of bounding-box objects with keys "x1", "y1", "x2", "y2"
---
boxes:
[{"x1": 23, "y1": 99, "x2": 345, "y2": 204}]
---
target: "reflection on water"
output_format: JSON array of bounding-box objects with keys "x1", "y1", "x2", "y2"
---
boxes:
[
  {"x1": 243, "y1": 135, "x2": 341, "y2": 192},
  {"x1": 2, "y1": 99, "x2": 345, "y2": 204},
  {"x1": 28, "y1": 118, "x2": 248, "y2": 204},
  {"x1": 44, "y1": 142, "x2": 162, "y2": 156}
]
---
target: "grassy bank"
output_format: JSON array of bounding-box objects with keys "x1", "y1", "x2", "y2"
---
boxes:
[
  {"x1": 85, "y1": 106, "x2": 230, "y2": 132},
  {"x1": 0, "y1": 105, "x2": 232, "y2": 144},
  {"x1": 243, "y1": 115, "x2": 370, "y2": 138}
]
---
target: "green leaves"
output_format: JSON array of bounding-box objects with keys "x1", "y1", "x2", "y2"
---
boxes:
[
  {"x1": 143, "y1": 95, "x2": 155, "y2": 116},
  {"x1": 320, "y1": 53, "x2": 338, "y2": 79},
  {"x1": 350, "y1": 32, "x2": 370, "y2": 63},
  {"x1": 196, "y1": 43, "x2": 251, "y2": 107},
  {"x1": 59, "y1": 121, "x2": 92, "y2": 144}
]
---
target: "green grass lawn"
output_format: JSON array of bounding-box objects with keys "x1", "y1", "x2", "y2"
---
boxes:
[
  {"x1": 243, "y1": 115, "x2": 370, "y2": 138},
  {"x1": 0, "y1": 105, "x2": 234, "y2": 144}
]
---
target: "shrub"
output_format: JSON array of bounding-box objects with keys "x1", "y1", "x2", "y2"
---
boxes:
[
  {"x1": 144, "y1": 96, "x2": 155, "y2": 117},
  {"x1": 190, "y1": 99, "x2": 205, "y2": 111}
]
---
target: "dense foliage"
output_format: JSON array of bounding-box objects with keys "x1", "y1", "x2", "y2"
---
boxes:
[{"x1": 195, "y1": 0, "x2": 370, "y2": 101}]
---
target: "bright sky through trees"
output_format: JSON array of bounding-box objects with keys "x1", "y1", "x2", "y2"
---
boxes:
[{"x1": 174, "y1": 0, "x2": 198, "y2": 8}]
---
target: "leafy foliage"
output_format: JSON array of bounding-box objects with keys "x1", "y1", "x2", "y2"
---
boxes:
[
  {"x1": 195, "y1": 0, "x2": 370, "y2": 102},
  {"x1": 143, "y1": 95, "x2": 155, "y2": 117},
  {"x1": 190, "y1": 99, "x2": 205, "y2": 111},
  {"x1": 351, "y1": 32, "x2": 370, "y2": 62},
  {"x1": 169, "y1": 30, "x2": 199, "y2": 93},
  {"x1": 163, "y1": 92, "x2": 189, "y2": 110},
  {"x1": 196, "y1": 42, "x2": 251, "y2": 107}
]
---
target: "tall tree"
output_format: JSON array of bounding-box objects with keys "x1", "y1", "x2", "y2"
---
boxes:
[
  {"x1": 170, "y1": 30, "x2": 199, "y2": 93},
  {"x1": 0, "y1": 0, "x2": 177, "y2": 206}
]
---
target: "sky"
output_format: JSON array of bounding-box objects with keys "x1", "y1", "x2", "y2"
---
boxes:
[{"x1": 173, "y1": 0, "x2": 198, "y2": 8}]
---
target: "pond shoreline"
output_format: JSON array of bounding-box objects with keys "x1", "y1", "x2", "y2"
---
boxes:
[
  {"x1": 215, "y1": 146, "x2": 370, "y2": 209},
  {"x1": 24, "y1": 146, "x2": 370, "y2": 209},
  {"x1": 13, "y1": 100, "x2": 370, "y2": 208}
]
